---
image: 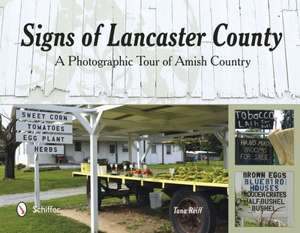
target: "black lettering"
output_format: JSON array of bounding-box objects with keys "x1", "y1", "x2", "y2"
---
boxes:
[
  {"x1": 21, "y1": 23, "x2": 35, "y2": 47},
  {"x1": 213, "y1": 23, "x2": 228, "y2": 46}
]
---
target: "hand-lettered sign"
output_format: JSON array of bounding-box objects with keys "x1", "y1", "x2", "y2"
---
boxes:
[
  {"x1": 235, "y1": 171, "x2": 293, "y2": 227},
  {"x1": 16, "y1": 109, "x2": 73, "y2": 154},
  {"x1": 235, "y1": 110, "x2": 274, "y2": 129},
  {"x1": 235, "y1": 138, "x2": 274, "y2": 165}
]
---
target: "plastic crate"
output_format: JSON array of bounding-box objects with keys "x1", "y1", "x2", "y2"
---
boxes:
[{"x1": 81, "y1": 163, "x2": 90, "y2": 173}]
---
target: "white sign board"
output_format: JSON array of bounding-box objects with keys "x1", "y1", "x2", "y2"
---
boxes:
[
  {"x1": 16, "y1": 121, "x2": 72, "y2": 134},
  {"x1": 28, "y1": 145, "x2": 64, "y2": 154},
  {"x1": 235, "y1": 171, "x2": 293, "y2": 227},
  {"x1": 16, "y1": 133, "x2": 73, "y2": 144},
  {"x1": 16, "y1": 110, "x2": 73, "y2": 123}
]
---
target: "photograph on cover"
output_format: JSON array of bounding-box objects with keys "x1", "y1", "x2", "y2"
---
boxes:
[
  {"x1": 235, "y1": 110, "x2": 294, "y2": 165},
  {"x1": 0, "y1": 105, "x2": 229, "y2": 233},
  {"x1": 235, "y1": 171, "x2": 294, "y2": 227}
]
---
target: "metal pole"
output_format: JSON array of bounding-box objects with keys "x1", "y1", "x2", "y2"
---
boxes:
[
  {"x1": 128, "y1": 135, "x2": 132, "y2": 162},
  {"x1": 34, "y1": 152, "x2": 40, "y2": 208},
  {"x1": 90, "y1": 114, "x2": 98, "y2": 233},
  {"x1": 137, "y1": 140, "x2": 140, "y2": 169},
  {"x1": 223, "y1": 131, "x2": 228, "y2": 169},
  {"x1": 162, "y1": 144, "x2": 164, "y2": 164}
]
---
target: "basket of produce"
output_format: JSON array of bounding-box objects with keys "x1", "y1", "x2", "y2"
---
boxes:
[
  {"x1": 268, "y1": 128, "x2": 294, "y2": 165},
  {"x1": 126, "y1": 168, "x2": 153, "y2": 177},
  {"x1": 154, "y1": 166, "x2": 228, "y2": 184}
]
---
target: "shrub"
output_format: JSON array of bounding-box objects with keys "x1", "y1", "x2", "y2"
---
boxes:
[{"x1": 16, "y1": 163, "x2": 26, "y2": 170}]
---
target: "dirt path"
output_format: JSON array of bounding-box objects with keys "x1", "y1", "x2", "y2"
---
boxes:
[
  {"x1": 59, "y1": 205, "x2": 227, "y2": 233},
  {"x1": 59, "y1": 209, "x2": 129, "y2": 233}
]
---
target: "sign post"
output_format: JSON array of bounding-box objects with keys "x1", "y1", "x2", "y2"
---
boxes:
[
  {"x1": 34, "y1": 152, "x2": 40, "y2": 208},
  {"x1": 16, "y1": 108, "x2": 73, "y2": 209}
]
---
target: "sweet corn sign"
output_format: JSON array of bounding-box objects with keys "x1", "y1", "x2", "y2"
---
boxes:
[{"x1": 16, "y1": 109, "x2": 73, "y2": 153}]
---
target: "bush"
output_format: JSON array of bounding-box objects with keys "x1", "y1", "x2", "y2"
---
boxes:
[
  {"x1": 16, "y1": 163, "x2": 26, "y2": 170},
  {"x1": 98, "y1": 159, "x2": 108, "y2": 165}
]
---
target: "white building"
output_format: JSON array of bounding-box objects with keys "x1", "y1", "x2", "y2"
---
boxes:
[{"x1": 15, "y1": 140, "x2": 183, "y2": 167}]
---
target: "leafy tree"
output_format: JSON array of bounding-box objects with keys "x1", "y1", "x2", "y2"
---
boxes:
[{"x1": 0, "y1": 111, "x2": 20, "y2": 179}]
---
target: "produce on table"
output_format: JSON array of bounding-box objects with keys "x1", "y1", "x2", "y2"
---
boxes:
[
  {"x1": 126, "y1": 168, "x2": 153, "y2": 177},
  {"x1": 154, "y1": 166, "x2": 228, "y2": 184}
]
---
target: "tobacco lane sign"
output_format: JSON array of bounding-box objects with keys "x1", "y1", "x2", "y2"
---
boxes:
[{"x1": 235, "y1": 110, "x2": 274, "y2": 129}]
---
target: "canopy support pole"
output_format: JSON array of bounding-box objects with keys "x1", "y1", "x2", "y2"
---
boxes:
[
  {"x1": 223, "y1": 131, "x2": 228, "y2": 169},
  {"x1": 128, "y1": 135, "x2": 133, "y2": 162},
  {"x1": 73, "y1": 106, "x2": 121, "y2": 233},
  {"x1": 90, "y1": 113, "x2": 98, "y2": 233},
  {"x1": 136, "y1": 140, "x2": 141, "y2": 169}
]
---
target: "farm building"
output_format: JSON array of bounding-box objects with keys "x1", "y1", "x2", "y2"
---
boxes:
[{"x1": 15, "y1": 140, "x2": 184, "y2": 167}]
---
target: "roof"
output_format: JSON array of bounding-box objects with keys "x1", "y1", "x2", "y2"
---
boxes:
[
  {"x1": 73, "y1": 105, "x2": 228, "y2": 139},
  {"x1": 11, "y1": 104, "x2": 228, "y2": 141}
]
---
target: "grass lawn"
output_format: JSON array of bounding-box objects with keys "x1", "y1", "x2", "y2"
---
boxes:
[
  {"x1": 0, "y1": 204, "x2": 92, "y2": 233},
  {"x1": 0, "y1": 195, "x2": 95, "y2": 233},
  {"x1": 0, "y1": 166, "x2": 86, "y2": 195},
  {"x1": 0, "y1": 194, "x2": 132, "y2": 233}
]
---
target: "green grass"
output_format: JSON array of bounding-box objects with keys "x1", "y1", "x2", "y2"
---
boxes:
[
  {"x1": 0, "y1": 193, "x2": 170, "y2": 233},
  {"x1": 0, "y1": 166, "x2": 86, "y2": 195},
  {"x1": 0, "y1": 194, "x2": 130, "y2": 233},
  {"x1": 43, "y1": 194, "x2": 88, "y2": 209},
  {"x1": 0, "y1": 195, "x2": 104, "y2": 233},
  {"x1": 0, "y1": 204, "x2": 92, "y2": 233}
]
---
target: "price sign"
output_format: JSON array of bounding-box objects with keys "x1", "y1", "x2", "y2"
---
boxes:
[{"x1": 235, "y1": 138, "x2": 274, "y2": 165}]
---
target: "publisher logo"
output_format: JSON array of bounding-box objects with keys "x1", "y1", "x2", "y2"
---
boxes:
[{"x1": 16, "y1": 202, "x2": 27, "y2": 217}]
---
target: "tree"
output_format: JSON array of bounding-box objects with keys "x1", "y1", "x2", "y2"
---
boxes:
[
  {"x1": 183, "y1": 134, "x2": 223, "y2": 163},
  {"x1": 0, "y1": 112, "x2": 20, "y2": 179},
  {"x1": 281, "y1": 110, "x2": 294, "y2": 129}
]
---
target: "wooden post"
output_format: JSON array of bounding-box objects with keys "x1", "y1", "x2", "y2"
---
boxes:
[
  {"x1": 90, "y1": 114, "x2": 98, "y2": 233},
  {"x1": 34, "y1": 152, "x2": 40, "y2": 208}
]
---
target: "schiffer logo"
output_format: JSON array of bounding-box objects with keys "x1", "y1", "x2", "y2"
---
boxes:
[{"x1": 16, "y1": 202, "x2": 27, "y2": 217}]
